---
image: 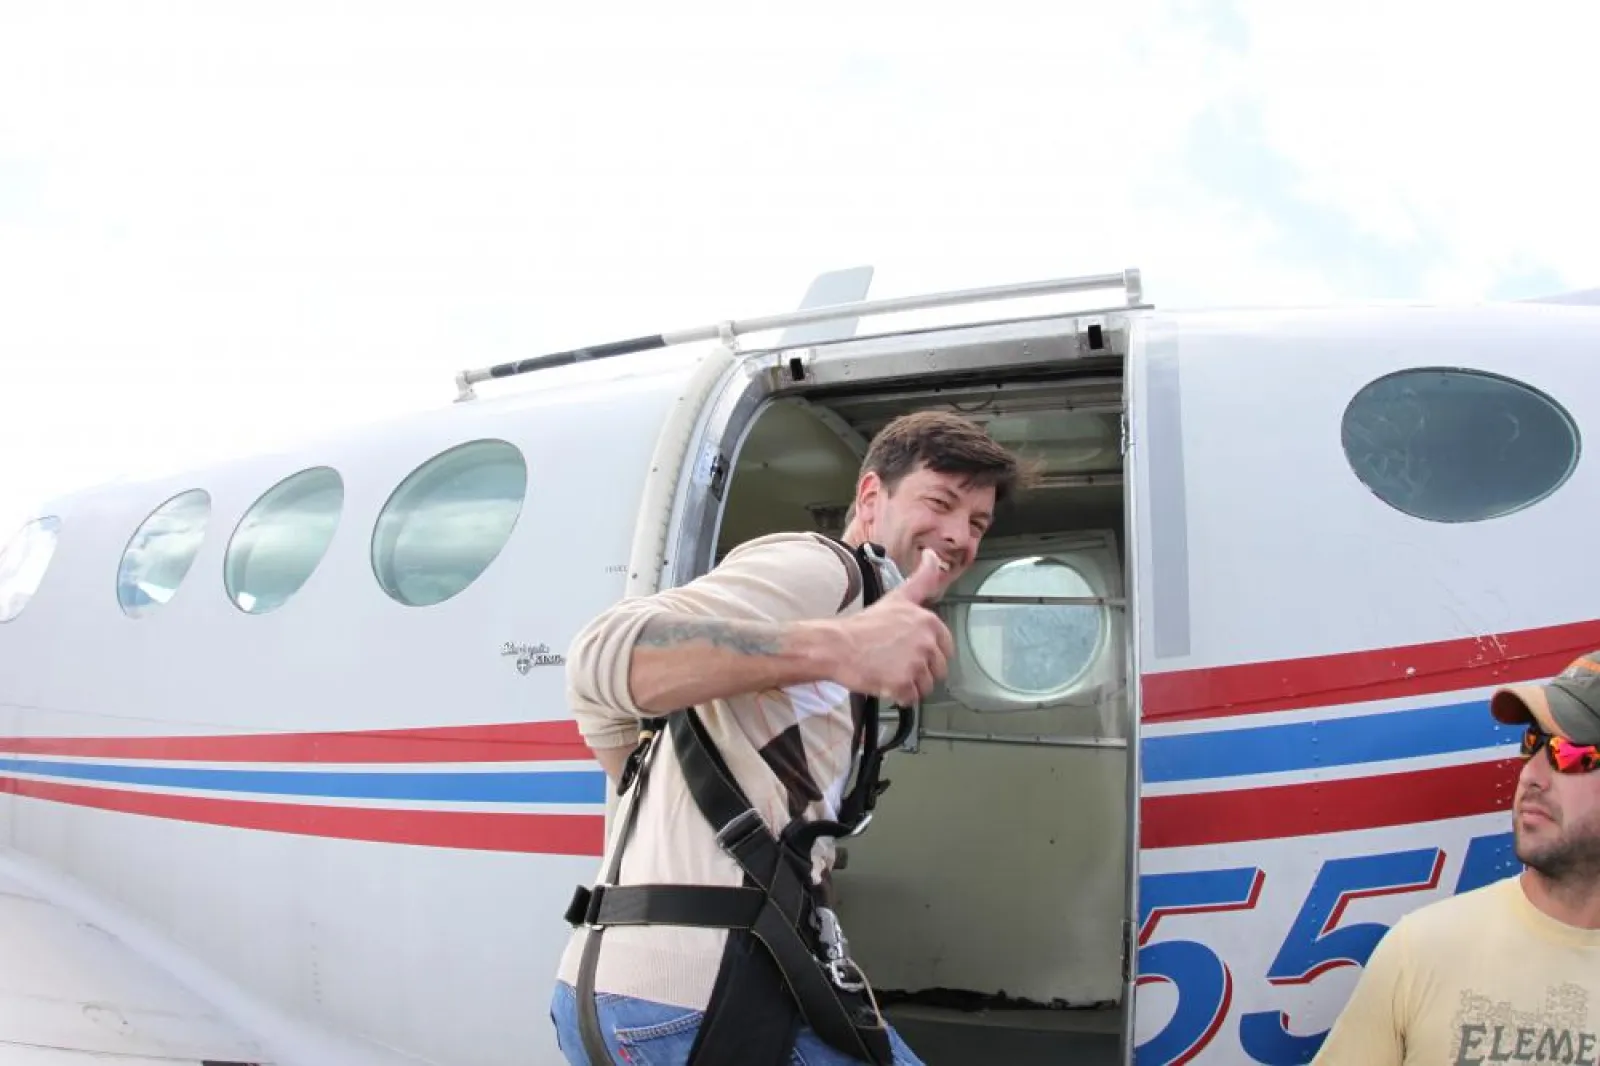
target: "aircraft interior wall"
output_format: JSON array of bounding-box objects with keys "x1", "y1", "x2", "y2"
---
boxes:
[{"x1": 833, "y1": 730, "x2": 1127, "y2": 1006}]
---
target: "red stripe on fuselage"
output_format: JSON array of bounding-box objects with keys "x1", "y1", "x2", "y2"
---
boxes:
[
  {"x1": 0, "y1": 721, "x2": 588, "y2": 764},
  {"x1": 0, "y1": 776, "x2": 606, "y2": 856},
  {"x1": 1141, "y1": 617, "x2": 1600, "y2": 724},
  {"x1": 1138, "y1": 758, "x2": 1523, "y2": 850}
]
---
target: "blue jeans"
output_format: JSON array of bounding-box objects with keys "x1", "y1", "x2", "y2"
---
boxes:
[{"x1": 549, "y1": 980, "x2": 925, "y2": 1065}]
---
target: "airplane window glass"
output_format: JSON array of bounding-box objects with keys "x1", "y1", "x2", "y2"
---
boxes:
[
  {"x1": 1342, "y1": 369, "x2": 1580, "y2": 523},
  {"x1": 118, "y1": 489, "x2": 212, "y2": 617},
  {"x1": 225, "y1": 467, "x2": 345, "y2": 615},
  {"x1": 967, "y1": 556, "x2": 1103, "y2": 695},
  {"x1": 372, "y1": 439, "x2": 527, "y2": 607},
  {"x1": 0, "y1": 515, "x2": 63, "y2": 623}
]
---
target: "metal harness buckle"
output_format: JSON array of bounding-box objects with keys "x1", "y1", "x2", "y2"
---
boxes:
[{"x1": 814, "y1": 906, "x2": 866, "y2": 993}]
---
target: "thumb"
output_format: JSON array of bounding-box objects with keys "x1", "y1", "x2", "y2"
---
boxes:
[{"x1": 901, "y1": 548, "x2": 945, "y2": 602}]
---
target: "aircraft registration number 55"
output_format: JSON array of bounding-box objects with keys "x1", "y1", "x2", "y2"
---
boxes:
[{"x1": 1135, "y1": 831, "x2": 1516, "y2": 1065}]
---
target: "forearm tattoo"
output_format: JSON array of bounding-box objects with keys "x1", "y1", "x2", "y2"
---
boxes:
[{"x1": 635, "y1": 615, "x2": 783, "y2": 656}]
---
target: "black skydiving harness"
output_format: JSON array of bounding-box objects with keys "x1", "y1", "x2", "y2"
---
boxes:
[{"x1": 563, "y1": 540, "x2": 915, "y2": 1066}]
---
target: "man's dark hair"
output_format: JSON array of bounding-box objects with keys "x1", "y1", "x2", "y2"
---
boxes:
[{"x1": 849, "y1": 411, "x2": 1036, "y2": 522}]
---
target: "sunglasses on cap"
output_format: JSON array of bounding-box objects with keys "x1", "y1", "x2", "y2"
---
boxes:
[{"x1": 1521, "y1": 723, "x2": 1600, "y2": 774}]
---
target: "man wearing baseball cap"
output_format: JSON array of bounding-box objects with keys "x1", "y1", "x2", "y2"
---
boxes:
[
  {"x1": 1313, "y1": 653, "x2": 1600, "y2": 1065},
  {"x1": 1491, "y1": 653, "x2": 1600, "y2": 748}
]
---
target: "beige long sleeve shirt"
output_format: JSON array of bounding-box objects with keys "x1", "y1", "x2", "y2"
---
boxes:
[{"x1": 556, "y1": 532, "x2": 869, "y2": 1010}]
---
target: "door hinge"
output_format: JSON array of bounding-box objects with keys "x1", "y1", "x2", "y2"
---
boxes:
[{"x1": 708, "y1": 452, "x2": 730, "y2": 501}]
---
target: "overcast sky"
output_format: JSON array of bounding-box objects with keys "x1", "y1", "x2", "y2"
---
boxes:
[{"x1": 3, "y1": 0, "x2": 1597, "y2": 539}]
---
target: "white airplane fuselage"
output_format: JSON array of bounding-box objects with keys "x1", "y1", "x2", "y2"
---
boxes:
[{"x1": 0, "y1": 273, "x2": 1587, "y2": 1065}]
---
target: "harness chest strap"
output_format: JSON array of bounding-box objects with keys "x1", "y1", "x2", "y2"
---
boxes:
[{"x1": 563, "y1": 540, "x2": 903, "y2": 1066}]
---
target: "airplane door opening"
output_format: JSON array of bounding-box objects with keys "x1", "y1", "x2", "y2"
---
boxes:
[{"x1": 685, "y1": 316, "x2": 1136, "y2": 1066}]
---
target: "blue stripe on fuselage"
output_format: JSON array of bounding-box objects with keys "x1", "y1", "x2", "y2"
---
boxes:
[
  {"x1": 0, "y1": 758, "x2": 608, "y2": 804},
  {"x1": 1141, "y1": 700, "x2": 1522, "y2": 784}
]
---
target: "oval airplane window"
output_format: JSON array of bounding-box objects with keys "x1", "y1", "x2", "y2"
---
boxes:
[
  {"x1": 0, "y1": 515, "x2": 63, "y2": 623},
  {"x1": 118, "y1": 489, "x2": 212, "y2": 617},
  {"x1": 225, "y1": 466, "x2": 345, "y2": 615},
  {"x1": 372, "y1": 439, "x2": 528, "y2": 607},
  {"x1": 966, "y1": 556, "x2": 1104, "y2": 696},
  {"x1": 1342, "y1": 368, "x2": 1580, "y2": 523}
]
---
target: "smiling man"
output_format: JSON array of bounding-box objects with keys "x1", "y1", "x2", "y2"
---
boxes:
[
  {"x1": 550, "y1": 410, "x2": 1029, "y2": 1066},
  {"x1": 1312, "y1": 655, "x2": 1600, "y2": 1065}
]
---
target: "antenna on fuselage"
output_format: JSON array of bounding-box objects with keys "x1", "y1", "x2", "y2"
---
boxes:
[{"x1": 777, "y1": 265, "x2": 875, "y2": 346}]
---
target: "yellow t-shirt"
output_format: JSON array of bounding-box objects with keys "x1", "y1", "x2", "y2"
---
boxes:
[{"x1": 1313, "y1": 874, "x2": 1600, "y2": 1065}]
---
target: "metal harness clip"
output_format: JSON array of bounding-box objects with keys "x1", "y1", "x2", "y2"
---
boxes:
[{"x1": 814, "y1": 906, "x2": 866, "y2": 993}]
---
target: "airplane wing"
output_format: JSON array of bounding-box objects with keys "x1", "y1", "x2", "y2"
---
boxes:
[
  {"x1": 1523, "y1": 287, "x2": 1600, "y2": 304},
  {"x1": 0, "y1": 860, "x2": 272, "y2": 1065}
]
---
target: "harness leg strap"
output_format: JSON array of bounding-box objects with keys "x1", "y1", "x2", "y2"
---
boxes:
[
  {"x1": 681, "y1": 884, "x2": 805, "y2": 1064},
  {"x1": 670, "y1": 710, "x2": 893, "y2": 1065}
]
